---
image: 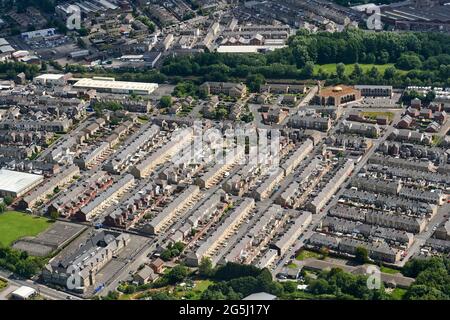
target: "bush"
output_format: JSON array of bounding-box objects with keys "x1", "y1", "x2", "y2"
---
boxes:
[
  {"x1": 3, "y1": 196, "x2": 13, "y2": 206},
  {"x1": 159, "y1": 96, "x2": 172, "y2": 108}
]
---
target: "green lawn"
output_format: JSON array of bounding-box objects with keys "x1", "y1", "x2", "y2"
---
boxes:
[
  {"x1": 0, "y1": 211, "x2": 53, "y2": 247},
  {"x1": 296, "y1": 249, "x2": 323, "y2": 261},
  {"x1": 389, "y1": 288, "x2": 407, "y2": 300},
  {"x1": 193, "y1": 280, "x2": 213, "y2": 292},
  {"x1": 380, "y1": 265, "x2": 401, "y2": 275},
  {"x1": 314, "y1": 63, "x2": 403, "y2": 76},
  {"x1": 361, "y1": 111, "x2": 395, "y2": 121}
]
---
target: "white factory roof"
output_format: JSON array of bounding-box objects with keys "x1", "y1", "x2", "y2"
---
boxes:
[
  {"x1": 35, "y1": 73, "x2": 66, "y2": 80},
  {"x1": 12, "y1": 286, "x2": 36, "y2": 300},
  {"x1": 0, "y1": 169, "x2": 43, "y2": 194},
  {"x1": 73, "y1": 77, "x2": 158, "y2": 94}
]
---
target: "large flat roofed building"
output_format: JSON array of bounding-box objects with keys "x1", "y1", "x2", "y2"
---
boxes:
[
  {"x1": 34, "y1": 73, "x2": 71, "y2": 86},
  {"x1": 313, "y1": 85, "x2": 362, "y2": 107},
  {"x1": 21, "y1": 28, "x2": 56, "y2": 40},
  {"x1": 73, "y1": 77, "x2": 158, "y2": 95},
  {"x1": 0, "y1": 169, "x2": 43, "y2": 198},
  {"x1": 354, "y1": 85, "x2": 393, "y2": 97}
]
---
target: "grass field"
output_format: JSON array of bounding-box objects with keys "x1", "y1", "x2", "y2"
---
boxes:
[
  {"x1": 0, "y1": 211, "x2": 53, "y2": 247},
  {"x1": 389, "y1": 288, "x2": 407, "y2": 300},
  {"x1": 380, "y1": 265, "x2": 401, "y2": 275},
  {"x1": 361, "y1": 111, "x2": 395, "y2": 122},
  {"x1": 314, "y1": 63, "x2": 403, "y2": 76},
  {"x1": 193, "y1": 280, "x2": 214, "y2": 292},
  {"x1": 296, "y1": 249, "x2": 323, "y2": 261}
]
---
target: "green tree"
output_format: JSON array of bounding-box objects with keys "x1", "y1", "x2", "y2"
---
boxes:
[
  {"x1": 396, "y1": 54, "x2": 422, "y2": 70},
  {"x1": 246, "y1": 73, "x2": 265, "y2": 92},
  {"x1": 355, "y1": 246, "x2": 369, "y2": 264},
  {"x1": 199, "y1": 257, "x2": 214, "y2": 278},
  {"x1": 103, "y1": 290, "x2": 120, "y2": 300},
  {"x1": 336, "y1": 63, "x2": 346, "y2": 79},
  {"x1": 384, "y1": 67, "x2": 396, "y2": 80},
  {"x1": 50, "y1": 211, "x2": 59, "y2": 221},
  {"x1": 368, "y1": 66, "x2": 380, "y2": 79},
  {"x1": 159, "y1": 95, "x2": 172, "y2": 108},
  {"x1": 151, "y1": 291, "x2": 173, "y2": 300},
  {"x1": 166, "y1": 265, "x2": 189, "y2": 284},
  {"x1": 404, "y1": 285, "x2": 447, "y2": 300},
  {"x1": 214, "y1": 262, "x2": 261, "y2": 281},
  {"x1": 282, "y1": 281, "x2": 297, "y2": 293},
  {"x1": 214, "y1": 107, "x2": 228, "y2": 120},
  {"x1": 351, "y1": 63, "x2": 363, "y2": 79},
  {"x1": 303, "y1": 61, "x2": 315, "y2": 78}
]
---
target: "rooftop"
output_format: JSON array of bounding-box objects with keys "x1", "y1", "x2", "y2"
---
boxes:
[
  {"x1": 35, "y1": 74, "x2": 66, "y2": 80},
  {"x1": 319, "y1": 85, "x2": 360, "y2": 97},
  {"x1": 243, "y1": 292, "x2": 277, "y2": 300},
  {"x1": 73, "y1": 78, "x2": 158, "y2": 94},
  {"x1": 0, "y1": 169, "x2": 43, "y2": 195}
]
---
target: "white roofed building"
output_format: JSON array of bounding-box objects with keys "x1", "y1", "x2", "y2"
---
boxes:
[
  {"x1": 0, "y1": 169, "x2": 43, "y2": 198},
  {"x1": 73, "y1": 77, "x2": 158, "y2": 95}
]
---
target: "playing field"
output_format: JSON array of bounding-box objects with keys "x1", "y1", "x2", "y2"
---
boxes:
[
  {"x1": 0, "y1": 211, "x2": 53, "y2": 247},
  {"x1": 314, "y1": 63, "x2": 402, "y2": 76}
]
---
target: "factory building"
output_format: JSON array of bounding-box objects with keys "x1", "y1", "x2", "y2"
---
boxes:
[
  {"x1": 73, "y1": 77, "x2": 158, "y2": 95},
  {"x1": 0, "y1": 169, "x2": 43, "y2": 198}
]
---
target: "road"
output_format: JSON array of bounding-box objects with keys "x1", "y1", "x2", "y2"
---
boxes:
[{"x1": 0, "y1": 270, "x2": 82, "y2": 300}]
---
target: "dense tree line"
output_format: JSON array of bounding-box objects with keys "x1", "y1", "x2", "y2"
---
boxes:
[
  {"x1": 0, "y1": 62, "x2": 40, "y2": 80},
  {"x1": 0, "y1": 246, "x2": 45, "y2": 278},
  {"x1": 403, "y1": 257, "x2": 450, "y2": 300},
  {"x1": 284, "y1": 29, "x2": 450, "y2": 67},
  {"x1": 306, "y1": 268, "x2": 388, "y2": 300},
  {"x1": 199, "y1": 261, "x2": 284, "y2": 300},
  {"x1": 160, "y1": 29, "x2": 450, "y2": 88}
]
